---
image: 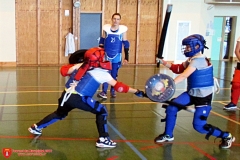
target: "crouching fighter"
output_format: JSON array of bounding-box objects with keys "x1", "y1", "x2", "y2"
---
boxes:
[
  {"x1": 153, "y1": 34, "x2": 235, "y2": 149},
  {"x1": 28, "y1": 47, "x2": 145, "y2": 148}
]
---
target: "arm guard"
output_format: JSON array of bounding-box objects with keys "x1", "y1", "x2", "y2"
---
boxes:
[
  {"x1": 123, "y1": 40, "x2": 130, "y2": 61},
  {"x1": 169, "y1": 63, "x2": 185, "y2": 74},
  {"x1": 114, "y1": 82, "x2": 129, "y2": 93},
  {"x1": 99, "y1": 37, "x2": 105, "y2": 48},
  {"x1": 60, "y1": 64, "x2": 74, "y2": 77}
]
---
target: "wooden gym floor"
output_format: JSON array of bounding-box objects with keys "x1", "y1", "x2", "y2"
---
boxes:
[{"x1": 0, "y1": 60, "x2": 239, "y2": 160}]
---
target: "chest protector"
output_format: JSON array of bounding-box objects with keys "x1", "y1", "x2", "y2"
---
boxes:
[
  {"x1": 103, "y1": 24, "x2": 128, "y2": 58},
  {"x1": 65, "y1": 70, "x2": 100, "y2": 97},
  {"x1": 187, "y1": 65, "x2": 214, "y2": 90}
]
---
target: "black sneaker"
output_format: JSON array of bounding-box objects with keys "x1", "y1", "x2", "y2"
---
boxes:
[
  {"x1": 223, "y1": 102, "x2": 237, "y2": 110},
  {"x1": 98, "y1": 92, "x2": 107, "y2": 99},
  {"x1": 28, "y1": 124, "x2": 42, "y2": 135},
  {"x1": 154, "y1": 134, "x2": 174, "y2": 143},
  {"x1": 219, "y1": 134, "x2": 235, "y2": 149}
]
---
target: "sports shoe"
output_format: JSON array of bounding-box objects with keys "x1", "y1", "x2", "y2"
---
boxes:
[
  {"x1": 154, "y1": 134, "x2": 174, "y2": 143},
  {"x1": 219, "y1": 133, "x2": 235, "y2": 149},
  {"x1": 110, "y1": 91, "x2": 116, "y2": 98},
  {"x1": 223, "y1": 102, "x2": 237, "y2": 110},
  {"x1": 96, "y1": 137, "x2": 117, "y2": 148},
  {"x1": 28, "y1": 124, "x2": 42, "y2": 135},
  {"x1": 98, "y1": 92, "x2": 107, "y2": 99}
]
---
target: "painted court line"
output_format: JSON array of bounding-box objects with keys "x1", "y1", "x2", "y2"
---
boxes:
[{"x1": 107, "y1": 121, "x2": 147, "y2": 160}]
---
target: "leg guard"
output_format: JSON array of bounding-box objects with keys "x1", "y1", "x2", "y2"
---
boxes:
[
  {"x1": 193, "y1": 106, "x2": 228, "y2": 139},
  {"x1": 102, "y1": 82, "x2": 108, "y2": 94},
  {"x1": 110, "y1": 62, "x2": 121, "y2": 93},
  {"x1": 36, "y1": 94, "x2": 74, "y2": 129},
  {"x1": 164, "y1": 92, "x2": 191, "y2": 137},
  {"x1": 82, "y1": 96, "x2": 109, "y2": 137},
  {"x1": 36, "y1": 111, "x2": 67, "y2": 129}
]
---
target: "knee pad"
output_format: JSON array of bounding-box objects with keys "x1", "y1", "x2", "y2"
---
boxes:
[
  {"x1": 193, "y1": 124, "x2": 207, "y2": 134},
  {"x1": 84, "y1": 97, "x2": 108, "y2": 116},
  {"x1": 55, "y1": 108, "x2": 70, "y2": 118},
  {"x1": 111, "y1": 63, "x2": 120, "y2": 79}
]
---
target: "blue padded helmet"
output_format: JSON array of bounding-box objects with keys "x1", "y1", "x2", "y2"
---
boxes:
[{"x1": 182, "y1": 34, "x2": 207, "y2": 57}]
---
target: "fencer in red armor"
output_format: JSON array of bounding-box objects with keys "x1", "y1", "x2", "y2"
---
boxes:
[
  {"x1": 28, "y1": 47, "x2": 145, "y2": 148},
  {"x1": 156, "y1": 34, "x2": 235, "y2": 149},
  {"x1": 224, "y1": 36, "x2": 240, "y2": 110}
]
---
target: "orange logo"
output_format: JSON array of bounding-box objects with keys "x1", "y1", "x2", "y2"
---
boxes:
[{"x1": 2, "y1": 148, "x2": 12, "y2": 158}]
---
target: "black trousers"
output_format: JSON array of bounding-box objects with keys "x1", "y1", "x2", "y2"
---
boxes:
[{"x1": 37, "y1": 91, "x2": 109, "y2": 137}]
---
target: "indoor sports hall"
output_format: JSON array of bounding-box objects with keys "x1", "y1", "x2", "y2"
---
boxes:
[{"x1": 0, "y1": 0, "x2": 240, "y2": 159}]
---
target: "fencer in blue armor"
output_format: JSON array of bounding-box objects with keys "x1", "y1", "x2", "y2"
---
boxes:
[
  {"x1": 103, "y1": 24, "x2": 128, "y2": 63},
  {"x1": 28, "y1": 48, "x2": 116, "y2": 147},
  {"x1": 155, "y1": 34, "x2": 235, "y2": 149},
  {"x1": 98, "y1": 13, "x2": 130, "y2": 99},
  {"x1": 28, "y1": 47, "x2": 146, "y2": 148}
]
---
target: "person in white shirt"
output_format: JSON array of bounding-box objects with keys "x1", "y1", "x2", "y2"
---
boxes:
[{"x1": 28, "y1": 47, "x2": 145, "y2": 148}]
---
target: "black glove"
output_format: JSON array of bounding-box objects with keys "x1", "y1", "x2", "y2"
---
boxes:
[{"x1": 134, "y1": 89, "x2": 147, "y2": 98}]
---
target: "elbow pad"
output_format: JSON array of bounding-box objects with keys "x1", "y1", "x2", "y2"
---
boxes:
[
  {"x1": 60, "y1": 64, "x2": 74, "y2": 77},
  {"x1": 123, "y1": 40, "x2": 130, "y2": 48},
  {"x1": 169, "y1": 63, "x2": 185, "y2": 74},
  {"x1": 114, "y1": 82, "x2": 129, "y2": 93}
]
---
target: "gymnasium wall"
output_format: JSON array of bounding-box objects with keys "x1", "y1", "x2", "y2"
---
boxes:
[
  {"x1": 14, "y1": 0, "x2": 162, "y2": 65},
  {"x1": 0, "y1": 0, "x2": 16, "y2": 66},
  {"x1": 1, "y1": 0, "x2": 240, "y2": 66}
]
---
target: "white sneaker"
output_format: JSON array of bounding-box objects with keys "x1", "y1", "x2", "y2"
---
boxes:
[
  {"x1": 28, "y1": 124, "x2": 42, "y2": 135},
  {"x1": 96, "y1": 137, "x2": 117, "y2": 148}
]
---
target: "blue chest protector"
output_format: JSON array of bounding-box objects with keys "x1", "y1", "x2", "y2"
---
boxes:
[
  {"x1": 104, "y1": 34, "x2": 123, "y2": 58},
  {"x1": 65, "y1": 71, "x2": 100, "y2": 97},
  {"x1": 187, "y1": 65, "x2": 214, "y2": 90}
]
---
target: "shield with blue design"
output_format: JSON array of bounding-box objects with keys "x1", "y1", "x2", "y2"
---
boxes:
[{"x1": 145, "y1": 74, "x2": 175, "y2": 102}]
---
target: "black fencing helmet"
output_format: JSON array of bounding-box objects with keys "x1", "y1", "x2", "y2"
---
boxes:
[{"x1": 69, "y1": 49, "x2": 88, "y2": 64}]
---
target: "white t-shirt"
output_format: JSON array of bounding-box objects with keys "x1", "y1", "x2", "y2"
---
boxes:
[{"x1": 87, "y1": 68, "x2": 113, "y2": 84}]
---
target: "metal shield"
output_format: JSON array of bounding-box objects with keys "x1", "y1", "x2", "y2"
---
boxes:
[{"x1": 145, "y1": 74, "x2": 175, "y2": 102}]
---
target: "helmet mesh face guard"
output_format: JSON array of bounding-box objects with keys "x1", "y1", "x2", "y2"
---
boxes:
[{"x1": 181, "y1": 34, "x2": 205, "y2": 57}]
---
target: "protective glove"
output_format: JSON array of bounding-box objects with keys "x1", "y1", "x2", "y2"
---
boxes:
[
  {"x1": 156, "y1": 57, "x2": 167, "y2": 66},
  {"x1": 134, "y1": 89, "x2": 147, "y2": 98}
]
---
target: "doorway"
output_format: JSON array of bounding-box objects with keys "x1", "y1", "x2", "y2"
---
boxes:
[
  {"x1": 80, "y1": 13, "x2": 102, "y2": 49},
  {"x1": 211, "y1": 16, "x2": 236, "y2": 61}
]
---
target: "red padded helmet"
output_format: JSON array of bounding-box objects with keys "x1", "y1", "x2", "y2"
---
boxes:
[{"x1": 84, "y1": 47, "x2": 112, "y2": 70}]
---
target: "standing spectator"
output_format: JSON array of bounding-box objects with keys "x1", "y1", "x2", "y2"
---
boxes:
[
  {"x1": 98, "y1": 13, "x2": 130, "y2": 99},
  {"x1": 224, "y1": 36, "x2": 240, "y2": 110}
]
